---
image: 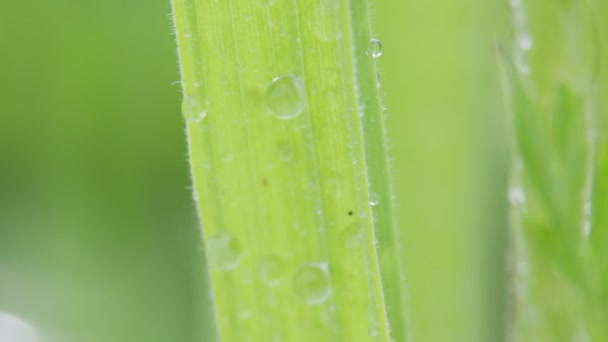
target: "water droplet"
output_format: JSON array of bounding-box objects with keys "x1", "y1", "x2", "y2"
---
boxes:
[
  {"x1": 325, "y1": 89, "x2": 342, "y2": 110},
  {"x1": 221, "y1": 152, "x2": 236, "y2": 164},
  {"x1": 518, "y1": 33, "x2": 533, "y2": 51},
  {"x1": 277, "y1": 142, "x2": 293, "y2": 162},
  {"x1": 265, "y1": 75, "x2": 307, "y2": 120},
  {"x1": 0, "y1": 313, "x2": 40, "y2": 342},
  {"x1": 238, "y1": 310, "x2": 253, "y2": 321},
  {"x1": 367, "y1": 38, "x2": 383, "y2": 58},
  {"x1": 368, "y1": 325, "x2": 379, "y2": 338},
  {"x1": 308, "y1": 0, "x2": 343, "y2": 41},
  {"x1": 206, "y1": 232, "x2": 241, "y2": 271},
  {"x1": 369, "y1": 192, "x2": 379, "y2": 206},
  {"x1": 258, "y1": 256, "x2": 284, "y2": 287},
  {"x1": 255, "y1": 0, "x2": 275, "y2": 6},
  {"x1": 194, "y1": 81, "x2": 201, "y2": 88},
  {"x1": 324, "y1": 68, "x2": 340, "y2": 87},
  {"x1": 293, "y1": 263, "x2": 331, "y2": 305},
  {"x1": 184, "y1": 31, "x2": 193, "y2": 38},
  {"x1": 508, "y1": 187, "x2": 526, "y2": 206},
  {"x1": 182, "y1": 94, "x2": 208, "y2": 122},
  {"x1": 342, "y1": 223, "x2": 363, "y2": 249}
]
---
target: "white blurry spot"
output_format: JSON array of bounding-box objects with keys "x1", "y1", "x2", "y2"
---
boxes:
[
  {"x1": 518, "y1": 33, "x2": 533, "y2": 51},
  {"x1": 508, "y1": 187, "x2": 526, "y2": 207},
  {"x1": 0, "y1": 313, "x2": 40, "y2": 342},
  {"x1": 583, "y1": 201, "x2": 592, "y2": 238}
]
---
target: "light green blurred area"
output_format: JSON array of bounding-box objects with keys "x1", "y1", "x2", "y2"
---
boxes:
[
  {"x1": 0, "y1": 0, "x2": 509, "y2": 341},
  {"x1": 375, "y1": 1, "x2": 508, "y2": 341},
  {"x1": 0, "y1": 1, "x2": 212, "y2": 341}
]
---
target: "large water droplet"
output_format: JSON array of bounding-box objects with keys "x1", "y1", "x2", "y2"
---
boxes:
[
  {"x1": 265, "y1": 75, "x2": 307, "y2": 120},
  {"x1": 182, "y1": 94, "x2": 208, "y2": 122},
  {"x1": 293, "y1": 263, "x2": 331, "y2": 305},
  {"x1": 258, "y1": 256, "x2": 284, "y2": 287},
  {"x1": 207, "y1": 232, "x2": 241, "y2": 271},
  {"x1": 0, "y1": 313, "x2": 40, "y2": 342},
  {"x1": 367, "y1": 39, "x2": 383, "y2": 59}
]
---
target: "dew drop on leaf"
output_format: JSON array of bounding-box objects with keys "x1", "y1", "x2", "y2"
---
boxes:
[
  {"x1": 308, "y1": 0, "x2": 343, "y2": 41},
  {"x1": 258, "y1": 256, "x2": 284, "y2": 287},
  {"x1": 342, "y1": 223, "x2": 363, "y2": 249},
  {"x1": 508, "y1": 186, "x2": 526, "y2": 207},
  {"x1": 367, "y1": 38, "x2": 383, "y2": 59},
  {"x1": 255, "y1": 0, "x2": 275, "y2": 6},
  {"x1": 182, "y1": 94, "x2": 208, "y2": 122},
  {"x1": 369, "y1": 192, "x2": 379, "y2": 206},
  {"x1": 368, "y1": 325, "x2": 379, "y2": 338},
  {"x1": 265, "y1": 75, "x2": 307, "y2": 120},
  {"x1": 0, "y1": 312, "x2": 40, "y2": 342},
  {"x1": 207, "y1": 232, "x2": 241, "y2": 271},
  {"x1": 293, "y1": 263, "x2": 331, "y2": 305}
]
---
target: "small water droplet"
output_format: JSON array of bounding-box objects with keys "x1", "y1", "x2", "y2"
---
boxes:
[
  {"x1": 367, "y1": 38, "x2": 383, "y2": 58},
  {"x1": 238, "y1": 310, "x2": 253, "y2": 320},
  {"x1": 221, "y1": 152, "x2": 236, "y2": 164},
  {"x1": 255, "y1": 0, "x2": 275, "y2": 6},
  {"x1": 342, "y1": 223, "x2": 363, "y2": 249},
  {"x1": 194, "y1": 81, "x2": 201, "y2": 88},
  {"x1": 265, "y1": 75, "x2": 307, "y2": 120},
  {"x1": 182, "y1": 94, "x2": 208, "y2": 122},
  {"x1": 207, "y1": 232, "x2": 241, "y2": 271},
  {"x1": 184, "y1": 31, "x2": 193, "y2": 38},
  {"x1": 368, "y1": 325, "x2": 379, "y2": 338},
  {"x1": 258, "y1": 256, "x2": 284, "y2": 287},
  {"x1": 0, "y1": 312, "x2": 40, "y2": 342},
  {"x1": 309, "y1": 0, "x2": 343, "y2": 41},
  {"x1": 293, "y1": 263, "x2": 331, "y2": 305},
  {"x1": 277, "y1": 142, "x2": 293, "y2": 162},
  {"x1": 369, "y1": 192, "x2": 379, "y2": 206},
  {"x1": 325, "y1": 89, "x2": 341, "y2": 110}
]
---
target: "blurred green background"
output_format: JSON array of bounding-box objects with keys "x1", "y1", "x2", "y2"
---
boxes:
[
  {"x1": 0, "y1": 1, "x2": 212, "y2": 341},
  {"x1": 0, "y1": 0, "x2": 508, "y2": 341}
]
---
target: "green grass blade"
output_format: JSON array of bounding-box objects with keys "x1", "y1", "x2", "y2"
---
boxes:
[
  {"x1": 503, "y1": 0, "x2": 608, "y2": 339},
  {"x1": 171, "y1": 0, "x2": 400, "y2": 340}
]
